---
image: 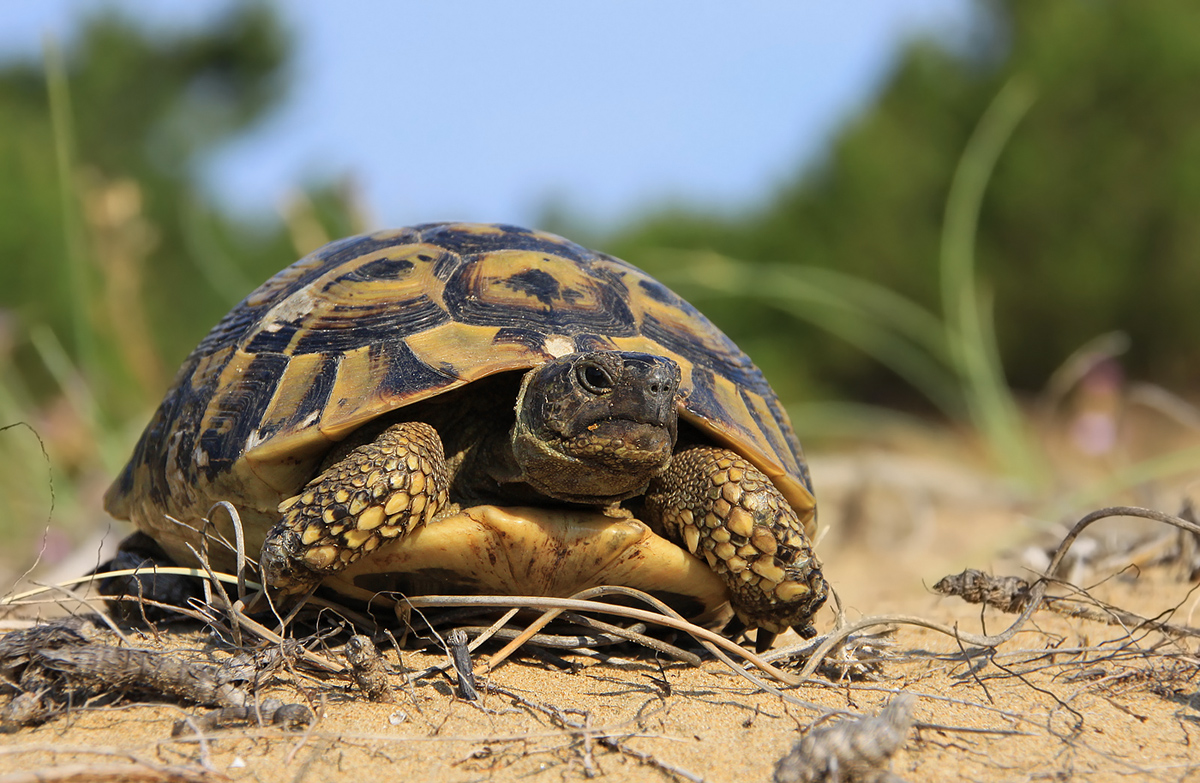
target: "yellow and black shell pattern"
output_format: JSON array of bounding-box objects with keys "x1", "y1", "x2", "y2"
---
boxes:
[{"x1": 105, "y1": 223, "x2": 815, "y2": 561}]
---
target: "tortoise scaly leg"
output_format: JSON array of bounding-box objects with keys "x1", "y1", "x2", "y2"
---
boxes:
[
  {"x1": 261, "y1": 421, "x2": 449, "y2": 592},
  {"x1": 646, "y1": 446, "x2": 827, "y2": 649}
]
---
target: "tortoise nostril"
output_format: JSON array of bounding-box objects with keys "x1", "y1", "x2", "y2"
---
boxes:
[{"x1": 644, "y1": 364, "x2": 677, "y2": 401}]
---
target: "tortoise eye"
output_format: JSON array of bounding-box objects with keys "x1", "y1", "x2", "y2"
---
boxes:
[{"x1": 576, "y1": 362, "x2": 615, "y2": 395}]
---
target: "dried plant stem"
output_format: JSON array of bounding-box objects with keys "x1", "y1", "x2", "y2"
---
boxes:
[
  {"x1": 797, "y1": 505, "x2": 1200, "y2": 680},
  {"x1": 482, "y1": 607, "x2": 564, "y2": 673}
]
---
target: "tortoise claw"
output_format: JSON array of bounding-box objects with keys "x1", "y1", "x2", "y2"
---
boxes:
[
  {"x1": 794, "y1": 622, "x2": 819, "y2": 640},
  {"x1": 723, "y1": 615, "x2": 748, "y2": 640},
  {"x1": 754, "y1": 629, "x2": 778, "y2": 653}
]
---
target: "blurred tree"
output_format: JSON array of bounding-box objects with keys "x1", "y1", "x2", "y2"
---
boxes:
[
  {"x1": 0, "y1": 5, "x2": 363, "y2": 554},
  {"x1": 598, "y1": 0, "x2": 1200, "y2": 409},
  {"x1": 0, "y1": 5, "x2": 360, "y2": 425}
]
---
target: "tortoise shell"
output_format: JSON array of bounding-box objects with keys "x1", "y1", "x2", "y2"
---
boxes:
[{"x1": 105, "y1": 223, "x2": 815, "y2": 567}]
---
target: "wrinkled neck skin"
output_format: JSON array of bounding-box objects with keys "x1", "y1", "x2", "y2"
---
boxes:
[{"x1": 507, "y1": 351, "x2": 681, "y2": 506}]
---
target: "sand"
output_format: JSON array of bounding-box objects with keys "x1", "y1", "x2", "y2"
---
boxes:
[{"x1": 2, "y1": 454, "x2": 1198, "y2": 783}]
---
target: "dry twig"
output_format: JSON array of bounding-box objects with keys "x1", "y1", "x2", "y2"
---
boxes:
[{"x1": 933, "y1": 567, "x2": 1200, "y2": 640}]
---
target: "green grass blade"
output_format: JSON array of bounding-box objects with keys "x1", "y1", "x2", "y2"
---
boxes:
[
  {"x1": 1040, "y1": 444, "x2": 1200, "y2": 521},
  {"x1": 940, "y1": 76, "x2": 1040, "y2": 485},
  {"x1": 29, "y1": 324, "x2": 97, "y2": 426},
  {"x1": 784, "y1": 400, "x2": 943, "y2": 442},
  {"x1": 179, "y1": 192, "x2": 258, "y2": 305},
  {"x1": 656, "y1": 251, "x2": 965, "y2": 417},
  {"x1": 43, "y1": 36, "x2": 96, "y2": 387}
]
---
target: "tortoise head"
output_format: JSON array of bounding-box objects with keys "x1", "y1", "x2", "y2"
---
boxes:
[{"x1": 511, "y1": 351, "x2": 681, "y2": 504}]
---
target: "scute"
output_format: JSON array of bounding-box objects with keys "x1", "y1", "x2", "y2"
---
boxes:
[{"x1": 104, "y1": 223, "x2": 815, "y2": 567}]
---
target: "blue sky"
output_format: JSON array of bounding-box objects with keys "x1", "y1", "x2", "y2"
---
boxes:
[{"x1": 2, "y1": 1, "x2": 972, "y2": 229}]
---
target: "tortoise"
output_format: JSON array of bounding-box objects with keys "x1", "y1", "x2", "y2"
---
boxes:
[{"x1": 104, "y1": 222, "x2": 827, "y2": 644}]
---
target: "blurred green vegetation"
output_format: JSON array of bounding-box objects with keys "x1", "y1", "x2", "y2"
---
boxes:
[
  {"x1": 0, "y1": 5, "x2": 364, "y2": 557},
  {"x1": 2, "y1": 0, "x2": 1199, "y2": 568},
  {"x1": 583, "y1": 0, "x2": 1200, "y2": 414}
]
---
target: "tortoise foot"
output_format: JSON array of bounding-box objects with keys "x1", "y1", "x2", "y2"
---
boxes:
[
  {"x1": 646, "y1": 446, "x2": 828, "y2": 636},
  {"x1": 262, "y1": 421, "x2": 449, "y2": 591}
]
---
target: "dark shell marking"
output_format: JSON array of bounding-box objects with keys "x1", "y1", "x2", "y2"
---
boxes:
[{"x1": 105, "y1": 223, "x2": 814, "y2": 565}]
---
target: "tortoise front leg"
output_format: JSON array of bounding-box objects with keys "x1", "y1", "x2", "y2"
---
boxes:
[
  {"x1": 261, "y1": 421, "x2": 449, "y2": 592},
  {"x1": 645, "y1": 446, "x2": 827, "y2": 645}
]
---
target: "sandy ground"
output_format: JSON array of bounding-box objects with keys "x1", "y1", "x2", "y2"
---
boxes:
[{"x1": 2, "y1": 450, "x2": 1199, "y2": 783}]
